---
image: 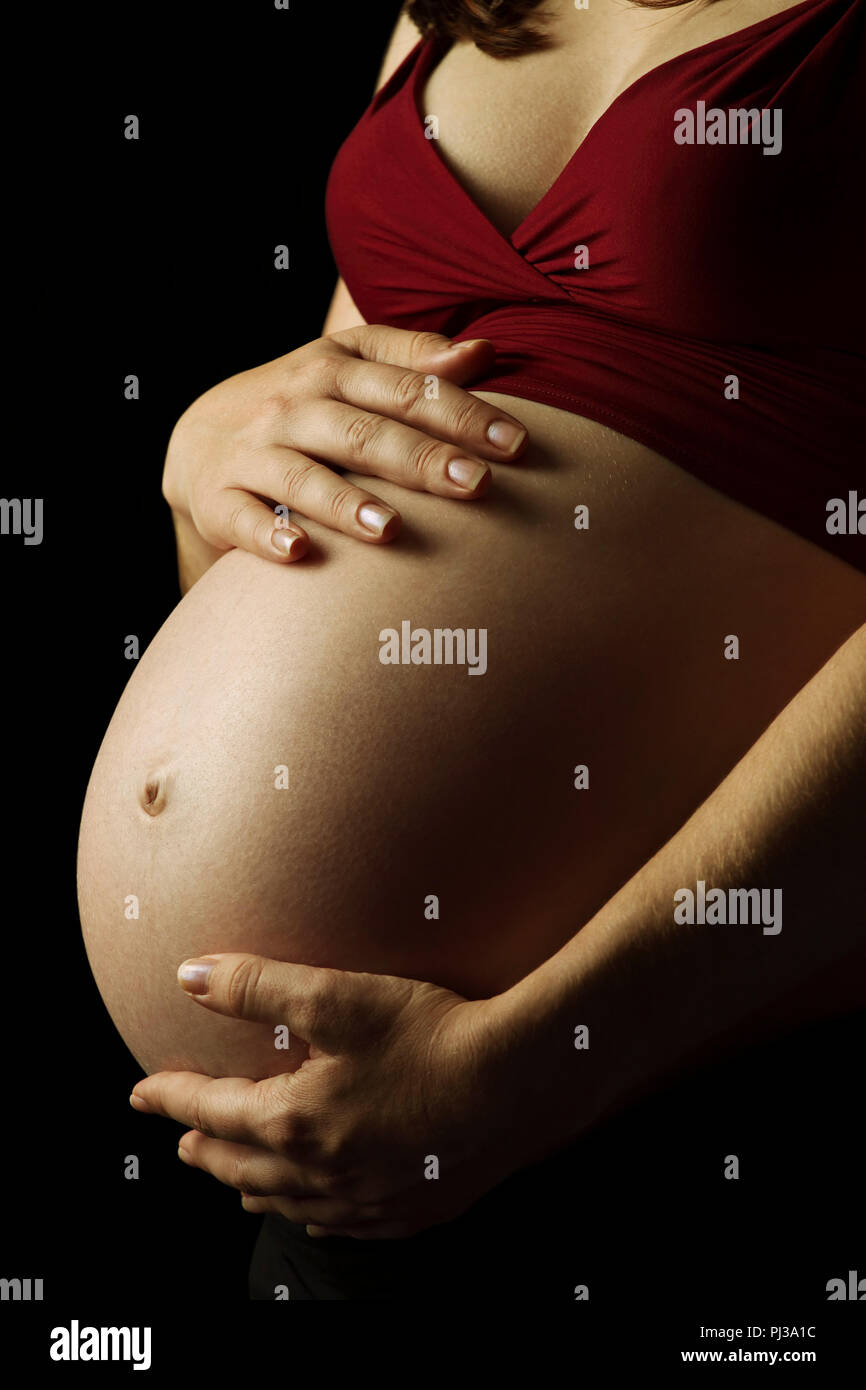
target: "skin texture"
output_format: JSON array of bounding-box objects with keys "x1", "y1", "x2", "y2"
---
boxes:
[
  {"x1": 161, "y1": 331, "x2": 530, "y2": 575},
  {"x1": 77, "y1": 395, "x2": 866, "y2": 1081},
  {"x1": 78, "y1": 0, "x2": 865, "y2": 1095},
  {"x1": 418, "y1": 0, "x2": 810, "y2": 239},
  {"x1": 128, "y1": 623, "x2": 866, "y2": 1239}
]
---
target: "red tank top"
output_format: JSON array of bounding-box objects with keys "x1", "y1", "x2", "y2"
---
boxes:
[{"x1": 326, "y1": 0, "x2": 865, "y2": 572}]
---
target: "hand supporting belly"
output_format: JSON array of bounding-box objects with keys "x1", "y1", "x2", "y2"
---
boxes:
[{"x1": 76, "y1": 397, "x2": 866, "y2": 1081}]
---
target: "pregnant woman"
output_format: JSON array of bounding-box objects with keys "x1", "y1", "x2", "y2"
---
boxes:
[{"x1": 78, "y1": 0, "x2": 865, "y2": 1299}]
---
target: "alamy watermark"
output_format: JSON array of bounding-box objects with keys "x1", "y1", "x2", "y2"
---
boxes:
[
  {"x1": 1, "y1": 1276, "x2": 43, "y2": 1300},
  {"x1": 379, "y1": 621, "x2": 487, "y2": 676},
  {"x1": 673, "y1": 879, "x2": 782, "y2": 934},
  {"x1": 826, "y1": 491, "x2": 865, "y2": 535},
  {"x1": 49, "y1": 1321, "x2": 152, "y2": 1371},
  {"x1": 674, "y1": 102, "x2": 782, "y2": 156},
  {"x1": 0, "y1": 497, "x2": 43, "y2": 544}
]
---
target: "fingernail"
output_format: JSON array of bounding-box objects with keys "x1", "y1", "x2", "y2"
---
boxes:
[
  {"x1": 486, "y1": 420, "x2": 527, "y2": 454},
  {"x1": 177, "y1": 959, "x2": 214, "y2": 994},
  {"x1": 446, "y1": 338, "x2": 491, "y2": 350},
  {"x1": 271, "y1": 529, "x2": 304, "y2": 558},
  {"x1": 177, "y1": 1144, "x2": 192, "y2": 1165},
  {"x1": 447, "y1": 459, "x2": 489, "y2": 491},
  {"x1": 358, "y1": 503, "x2": 398, "y2": 536},
  {"x1": 129, "y1": 1092, "x2": 152, "y2": 1112}
]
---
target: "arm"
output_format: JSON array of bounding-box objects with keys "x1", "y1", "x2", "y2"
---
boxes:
[
  {"x1": 168, "y1": 274, "x2": 368, "y2": 595},
  {"x1": 166, "y1": 12, "x2": 420, "y2": 596},
  {"x1": 130, "y1": 621, "x2": 866, "y2": 1237},
  {"x1": 169, "y1": 269, "x2": 365, "y2": 596},
  {"x1": 494, "y1": 619, "x2": 866, "y2": 1153}
]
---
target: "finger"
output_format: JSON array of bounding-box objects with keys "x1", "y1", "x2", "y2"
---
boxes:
[
  {"x1": 172, "y1": 952, "x2": 391, "y2": 1047},
  {"x1": 239, "y1": 1195, "x2": 402, "y2": 1233},
  {"x1": 232, "y1": 448, "x2": 403, "y2": 543},
  {"x1": 178, "y1": 1132, "x2": 303, "y2": 1195},
  {"x1": 313, "y1": 348, "x2": 528, "y2": 462},
  {"x1": 178, "y1": 1134, "x2": 359, "y2": 1223},
  {"x1": 239, "y1": 1196, "x2": 369, "y2": 1227},
  {"x1": 195, "y1": 488, "x2": 311, "y2": 562},
  {"x1": 325, "y1": 326, "x2": 498, "y2": 384},
  {"x1": 130, "y1": 1071, "x2": 270, "y2": 1144},
  {"x1": 287, "y1": 400, "x2": 496, "y2": 500}
]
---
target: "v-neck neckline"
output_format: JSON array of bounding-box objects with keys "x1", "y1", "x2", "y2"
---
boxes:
[{"x1": 410, "y1": 0, "x2": 826, "y2": 248}]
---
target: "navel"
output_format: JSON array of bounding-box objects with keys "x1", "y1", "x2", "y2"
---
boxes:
[{"x1": 138, "y1": 770, "x2": 169, "y2": 817}]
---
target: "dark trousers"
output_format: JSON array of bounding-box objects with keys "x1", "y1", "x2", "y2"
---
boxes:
[
  {"x1": 248, "y1": 1142, "x2": 589, "y2": 1301},
  {"x1": 246, "y1": 1015, "x2": 865, "y2": 1303}
]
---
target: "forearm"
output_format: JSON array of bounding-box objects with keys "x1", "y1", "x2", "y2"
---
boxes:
[{"x1": 493, "y1": 620, "x2": 866, "y2": 1155}]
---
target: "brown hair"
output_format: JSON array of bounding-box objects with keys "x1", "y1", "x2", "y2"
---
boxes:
[{"x1": 404, "y1": 0, "x2": 713, "y2": 59}]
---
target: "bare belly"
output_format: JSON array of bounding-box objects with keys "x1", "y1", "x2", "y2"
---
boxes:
[{"x1": 76, "y1": 393, "x2": 866, "y2": 1080}]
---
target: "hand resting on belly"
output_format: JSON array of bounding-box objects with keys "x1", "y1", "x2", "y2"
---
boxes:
[{"x1": 77, "y1": 394, "x2": 866, "y2": 1081}]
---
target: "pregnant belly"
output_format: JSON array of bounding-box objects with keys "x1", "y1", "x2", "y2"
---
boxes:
[{"x1": 76, "y1": 393, "x2": 866, "y2": 1081}]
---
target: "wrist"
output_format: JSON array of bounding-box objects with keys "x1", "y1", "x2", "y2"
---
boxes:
[
  {"x1": 472, "y1": 974, "x2": 611, "y2": 1172},
  {"x1": 483, "y1": 925, "x2": 655, "y2": 1155}
]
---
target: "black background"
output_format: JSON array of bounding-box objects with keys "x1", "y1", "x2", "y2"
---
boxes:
[{"x1": 2, "y1": 0, "x2": 863, "y2": 1354}]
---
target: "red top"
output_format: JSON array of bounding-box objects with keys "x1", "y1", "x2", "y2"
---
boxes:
[{"x1": 326, "y1": 0, "x2": 866, "y2": 572}]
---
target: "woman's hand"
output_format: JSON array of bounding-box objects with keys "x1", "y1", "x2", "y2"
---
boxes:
[
  {"x1": 162, "y1": 329, "x2": 528, "y2": 566},
  {"x1": 129, "y1": 952, "x2": 547, "y2": 1239}
]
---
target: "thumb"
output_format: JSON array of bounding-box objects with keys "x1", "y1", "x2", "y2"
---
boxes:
[
  {"x1": 176, "y1": 952, "x2": 397, "y2": 1049},
  {"x1": 431, "y1": 335, "x2": 499, "y2": 384},
  {"x1": 330, "y1": 323, "x2": 497, "y2": 382}
]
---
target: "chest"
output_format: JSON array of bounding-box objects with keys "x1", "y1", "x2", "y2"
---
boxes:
[{"x1": 419, "y1": 0, "x2": 800, "y2": 238}]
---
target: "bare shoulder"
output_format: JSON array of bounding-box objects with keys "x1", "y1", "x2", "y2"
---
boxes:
[{"x1": 374, "y1": 7, "x2": 423, "y2": 93}]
